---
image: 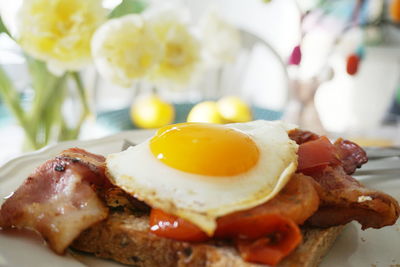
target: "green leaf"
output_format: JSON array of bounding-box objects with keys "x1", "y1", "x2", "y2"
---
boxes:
[
  {"x1": 0, "y1": 15, "x2": 11, "y2": 37},
  {"x1": 108, "y1": 0, "x2": 147, "y2": 19}
]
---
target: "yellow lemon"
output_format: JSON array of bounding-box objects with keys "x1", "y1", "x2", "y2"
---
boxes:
[
  {"x1": 187, "y1": 101, "x2": 225, "y2": 124},
  {"x1": 131, "y1": 95, "x2": 175, "y2": 129},
  {"x1": 217, "y1": 96, "x2": 252, "y2": 122}
]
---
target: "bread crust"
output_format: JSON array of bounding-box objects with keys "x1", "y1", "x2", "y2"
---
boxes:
[{"x1": 71, "y1": 212, "x2": 343, "y2": 267}]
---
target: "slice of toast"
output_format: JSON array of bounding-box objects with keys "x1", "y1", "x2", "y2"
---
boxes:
[{"x1": 71, "y1": 211, "x2": 343, "y2": 267}]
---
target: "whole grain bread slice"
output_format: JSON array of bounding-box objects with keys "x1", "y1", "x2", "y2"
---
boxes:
[{"x1": 71, "y1": 211, "x2": 343, "y2": 267}]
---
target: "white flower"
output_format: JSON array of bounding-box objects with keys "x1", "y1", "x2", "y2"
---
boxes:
[
  {"x1": 91, "y1": 15, "x2": 162, "y2": 87},
  {"x1": 144, "y1": 7, "x2": 201, "y2": 88},
  {"x1": 17, "y1": 0, "x2": 107, "y2": 75},
  {"x1": 198, "y1": 9, "x2": 242, "y2": 68}
]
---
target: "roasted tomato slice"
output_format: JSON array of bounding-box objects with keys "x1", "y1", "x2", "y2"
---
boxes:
[
  {"x1": 225, "y1": 174, "x2": 319, "y2": 226},
  {"x1": 149, "y1": 175, "x2": 314, "y2": 265},
  {"x1": 149, "y1": 209, "x2": 209, "y2": 242},
  {"x1": 297, "y1": 136, "x2": 340, "y2": 174},
  {"x1": 149, "y1": 175, "x2": 315, "y2": 265},
  {"x1": 149, "y1": 174, "x2": 317, "y2": 240}
]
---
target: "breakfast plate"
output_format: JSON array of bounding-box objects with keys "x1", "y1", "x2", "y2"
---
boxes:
[{"x1": 0, "y1": 130, "x2": 399, "y2": 267}]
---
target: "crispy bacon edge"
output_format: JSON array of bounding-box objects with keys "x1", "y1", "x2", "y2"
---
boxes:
[
  {"x1": 0, "y1": 148, "x2": 111, "y2": 253},
  {"x1": 289, "y1": 129, "x2": 400, "y2": 229},
  {"x1": 308, "y1": 166, "x2": 400, "y2": 229}
]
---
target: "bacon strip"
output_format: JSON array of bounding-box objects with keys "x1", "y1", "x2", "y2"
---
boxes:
[
  {"x1": 307, "y1": 166, "x2": 399, "y2": 229},
  {"x1": 288, "y1": 129, "x2": 319, "y2": 145},
  {"x1": 289, "y1": 129, "x2": 399, "y2": 229},
  {"x1": 334, "y1": 138, "x2": 368, "y2": 175},
  {"x1": 289, "y1": 129, "x2": 368, "y2": 174},
  {"x1": 0, "y1": 148, "x2": 110, "y2": 253}
]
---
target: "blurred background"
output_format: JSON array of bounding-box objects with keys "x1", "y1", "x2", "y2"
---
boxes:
[{"x1": 0, "y1": 0, "x2": 399, "y2": 164}]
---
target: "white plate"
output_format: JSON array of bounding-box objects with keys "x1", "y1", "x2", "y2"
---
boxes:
[{"x1": 0, "y1": 131, "x2": 399, "y2": 267}]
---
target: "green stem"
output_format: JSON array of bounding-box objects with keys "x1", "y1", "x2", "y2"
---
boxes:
[
  {"x1": 0, "y1": 66, "x2": 36, "y2": 148},
  {"x1": 59, "y1": 115, "x2": 71, "y2": 141},
  {"x1": 71, "y1": 72, "x2": 90, "y2": 115},
  {"x1": 26, "y1": 55, "x2": 72, "y2": 148},
  {"x1": 26, "y1": 57, "x2": 58, "y2": 147},
  {"x1": 41, "y1": 74, "x2": 68, "y2": 146},
  {"x1": 69, "y1": 72, "x2": 90, "y2": 138},
  {"x1": 1, "y1": 55, "x2": 90, "y2": 147}
]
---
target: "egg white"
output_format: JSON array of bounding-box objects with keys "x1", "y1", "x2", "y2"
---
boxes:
[{"x1": 106, "y1": 120, "x2": 298, "y2": 235}]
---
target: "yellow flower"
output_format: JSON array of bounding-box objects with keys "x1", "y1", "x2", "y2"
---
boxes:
[
  {"x1": 18, "y1": 0, "x2": 106, "y2": 75},
  {"x1": 91, "y1": 15, "x2": 162, "y2": 87},
  {"x1": 198, "y1": 9, "x2": 241, "y2": 68},
  {"x1": 145, "y1": 7, "x2": 201, "y2": 87}
]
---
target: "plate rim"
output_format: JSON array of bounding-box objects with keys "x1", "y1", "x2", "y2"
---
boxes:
[
  {"x1": 0, "y1": 129, "x2": 399, "y2": 266},
  {"x1": 0, "y1": 129, "x2": 154, "y2": 182}
]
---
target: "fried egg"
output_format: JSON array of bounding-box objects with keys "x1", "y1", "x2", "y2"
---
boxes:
[{"x1": 106, "y1": 120, "x2": 298, "y2": 235}]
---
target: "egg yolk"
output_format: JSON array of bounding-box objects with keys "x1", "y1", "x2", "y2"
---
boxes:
[{"x1": 150, "y1": 123, "x2": 260, "y2": 176}]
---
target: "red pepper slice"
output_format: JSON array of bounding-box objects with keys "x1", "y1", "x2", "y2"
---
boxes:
[
  {"x1": 149, "y1": 209, "x2": 209, "y2": 242},
  {"x1": 217, "y1": 213, "x2": 302, "y2": 266},
  {"x1": 150, "y1": 208, "x2": 302, "y2": 266},
  {"x1": 236, "y1": 216, "x2": 300, "y2": 266}
]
